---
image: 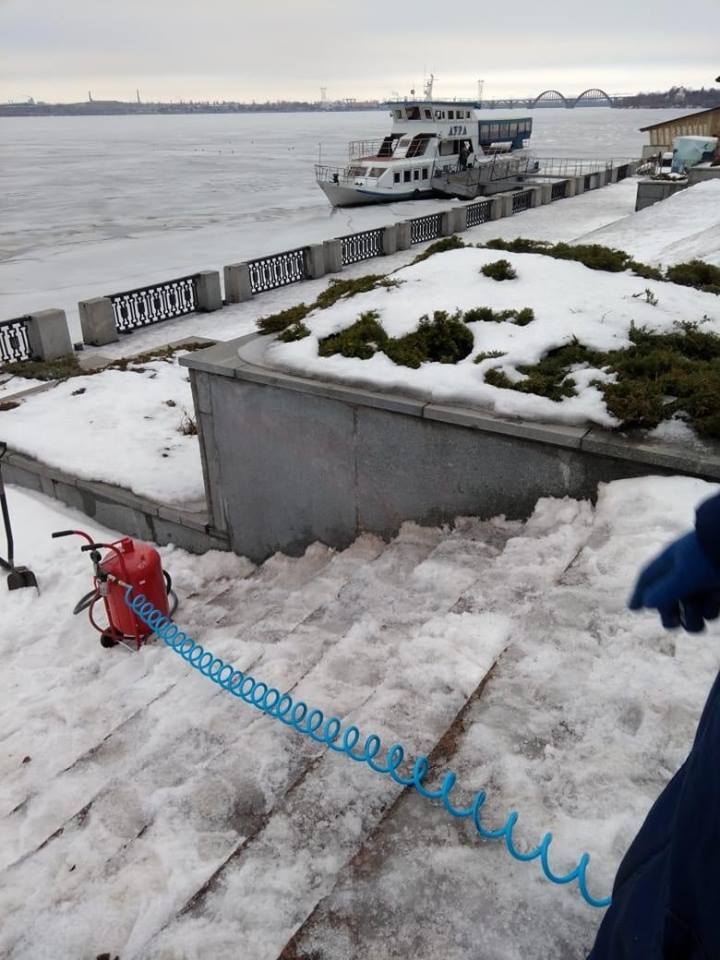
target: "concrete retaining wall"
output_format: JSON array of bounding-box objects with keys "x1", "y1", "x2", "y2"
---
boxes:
[
  {"x1": 2, "y1": 447, "x2": 228, "y2": 554},
  {"x1": 635, "y1": 178, "x2": 689, "y2": 211},
  {"x1": 182, "y1": 336, "x2": 720, "y2": 563}
]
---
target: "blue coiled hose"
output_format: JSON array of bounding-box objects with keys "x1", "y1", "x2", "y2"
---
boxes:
[{"x1": 125, "y1": 586, "x2": 611, "y2": 909}]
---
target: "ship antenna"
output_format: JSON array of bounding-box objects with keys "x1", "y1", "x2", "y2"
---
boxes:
[{"x1": 424, "y1": 73, "x2": 435, "y2": 100}]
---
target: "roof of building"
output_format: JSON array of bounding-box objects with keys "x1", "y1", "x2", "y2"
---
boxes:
[{"x1": 640, "y1": 105, "x2": 720, "y2": 132}]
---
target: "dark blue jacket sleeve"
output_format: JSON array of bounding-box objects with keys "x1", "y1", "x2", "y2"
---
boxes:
[
  {"x1": 696, "y1": 493, "x2": 720, "y2": 569},
  {"x1": 589, "y1": 492, "x2": 720, "y2": 960}
]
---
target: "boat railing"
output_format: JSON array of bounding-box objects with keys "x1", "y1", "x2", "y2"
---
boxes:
[
  {"x1": 348, "y1": 139, "x2": 386, "y2": 160},
  {"x1": 432, "y1": 154, "x2": 536, "y2": 185},
  {"x1": 315, "y1": 163, "x2": 384, "y2": 184},
  {"x1": 534, "y1": 156, "x2": 637, "y2": 178}
]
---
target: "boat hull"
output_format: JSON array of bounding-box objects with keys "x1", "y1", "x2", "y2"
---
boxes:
[{"x1": 318, "y1": 180, "x2": 435, "y2": 208}]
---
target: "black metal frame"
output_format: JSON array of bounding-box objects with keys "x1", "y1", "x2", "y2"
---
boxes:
[
  {"x1": 466, "y1": 200, "x2": 491, "y2": 227},
  {"x1": 110, "y1": 276, "x2": 198, "y2": 333},
  {"x1": 247, "y1": 249, "x2": 307, "y2": 294},
  {"x1": 511, "y1": 190, "x2": 533, "y2": 213},
  {"x1": 0, "y1": 317, "x2": 32, "y2": 364},
  {"x1": 551, "y1": 181, "x2": 567, "y2": 201},
  {"x1": 340, "y1": 228, "x2": 384, "y2": 265},
  {"x1": 409, "y1": 213, "x2": 443, "y2": 245}
]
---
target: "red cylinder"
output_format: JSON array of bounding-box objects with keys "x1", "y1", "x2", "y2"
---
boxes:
[{"x1": 102, "y1": 537, "x2": 169, "y2": 639}]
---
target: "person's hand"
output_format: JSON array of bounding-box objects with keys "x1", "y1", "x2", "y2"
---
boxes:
[{"x1": 629, "y1": 531, "x2": 720, "y2": 632}]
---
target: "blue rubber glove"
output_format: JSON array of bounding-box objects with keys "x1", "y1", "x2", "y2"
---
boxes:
[{"x1": 629, "y1": 531, "x2": 720, "y2": 633}]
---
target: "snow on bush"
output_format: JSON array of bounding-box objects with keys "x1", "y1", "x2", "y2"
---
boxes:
[{"x1": 268, "y1": 246, "x2": 720, "y2": 432}]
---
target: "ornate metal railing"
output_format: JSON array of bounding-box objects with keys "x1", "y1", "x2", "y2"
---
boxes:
[
  {"x1": 340, "y1": 228, "x2": 384, "y2": 265},
  {"x1": 512, "y1": 190, "x2": 533, "y2": 213},
  {"x1": 0, "y1": 316, "x2": 32, "y2": 364},
  {"x1": 110, "y1": 276, "x2": 198, "y2": 333},
  {"x1": 409, "y1": 213, "x2": 443, "y2": 245},
  {"x1": 551, "y1": 181, "x2": 567, "y2": 201},
  {"x1": 247, "y1": 248, "x2": 307, "y2": 294},
  {"x1": 466, "y1": 199, "x2": 491, "y2": 228}
]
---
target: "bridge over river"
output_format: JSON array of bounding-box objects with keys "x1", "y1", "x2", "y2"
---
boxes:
[{"x1": 482, "y1": 89, "x2": 632, "y2": 109}]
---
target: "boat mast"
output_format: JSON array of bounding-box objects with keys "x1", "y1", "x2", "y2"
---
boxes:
[{"x1": 423, "y1": 74, "x2": 435, "y2": 101}]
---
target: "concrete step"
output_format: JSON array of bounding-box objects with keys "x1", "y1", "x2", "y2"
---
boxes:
[
  {"x1": 0, "y1": 525, "x2": 453, "y2": 956},
  {"x1": 136, "y1": 524, "x2": 515, "y2": 959}
]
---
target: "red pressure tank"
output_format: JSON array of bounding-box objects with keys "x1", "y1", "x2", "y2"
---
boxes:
[{"x1": 102, "y1": 537, "x2": 169, "y2": 640}]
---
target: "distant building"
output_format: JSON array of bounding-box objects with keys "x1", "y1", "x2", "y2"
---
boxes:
[{"x1": 640, "y1": 106, "x2": 720, "y2": 157}]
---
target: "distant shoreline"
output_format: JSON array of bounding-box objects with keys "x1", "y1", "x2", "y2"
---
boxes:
[
  {"x1": 0, "y1": 102, "x2": 384, "y2": 118},
  {"x1": 2, "y1": 93, "x2": 719, "y2": 118}
]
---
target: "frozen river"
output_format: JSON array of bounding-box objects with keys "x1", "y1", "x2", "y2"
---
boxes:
[{"x1": 0, "y1": 107, "x2": 686, "y2": 327}]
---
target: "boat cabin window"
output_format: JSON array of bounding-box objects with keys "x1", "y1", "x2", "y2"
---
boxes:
[
  {"x1": 434, "y1": 109, "x2": 446, "y2": 120},
  {"x1": 378, "y1": 135, "x2": 401, "y2": 157},
  {"x1": 439, "y1": 139, "x2": 459, "y2": 156},
  {"x1": 347, "y1": 165, "x2": 367, "y2": 177},
  {"x1": 407, "y1": 106, "x2": 421, "y2": 120},
  {"x1": 413, "y1": 169, "x2": 420, "y2": 180},
  {"x1": 403, "y1": 170, "x2": 412, "y2": 183},
  {"x1": 422, "y1": 167, "x2": 429, "y2": 179},
  {"x1": 406, "y1": 134, "x2": 433, "y2": 158},
  {"x1": 394, "y1": 171, "x2": 401, "y2": 183},
  {"x1": 424, "y1": 109, "x2": 432, "y2": 119},
  {"x1": 368, "y1": 167, "x2": 387, "y2": 178},
  {"x1": 394, "y1": 110, "x2": 403, "y2": 120},
  {"x1": 448, "y1": 110, "x2": 454, "y2": 119}
]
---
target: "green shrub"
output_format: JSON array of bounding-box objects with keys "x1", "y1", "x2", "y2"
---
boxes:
[
  {"x1": 318, "y1": 308, "x2": 473, "y2": 369},
  {"x1": 481, "y1": 259, "x2": 517, "y2": 281},
  {"x1": 314, "y1": 274, "x2": 384, "y2": 309},
  {"x1": 480, "y1": 321, "x2": 720, "y2": 437},
  {"x1": 412, "y1": 235, "x2": 466, "y2": 264},
  {"x1": 278, "y1": 322, "x2": 311, "y2": 343},
  {"x1": 513, "y1": 308, "x2": 535, "y2": 326},
  {"x1": 666, "y1": 260, "x2": 720, "y2": 295},
  {"x1": 628, "y1": 260, "x2": 664, "y2": 281},
  {"x1": 485, "y1": 238, "x2": 549, "y2": 254},
  {"x1": 484, "y1": 238, "x2": 662, "y2": 279},
  {"x1": 257, "y1": 302, "x2": 311, "y2": 334},
  {"x1": 474, "y1": 350, "x2": 507, "y2": 364},
  {"x1": 0, "y1": 355, "x2": 83, "y2": 381},
  {"x1": 319, "y1": 311, "x2": 388, "y2": 360},
  {"x1": 549, "y1": 242, "x2": 631, "y2": 272},
  {"x1": 463, "y1": 306, "x2": 535, "y2": 326},
  {"x1": 385, "y1": 310, "x2": 474, "y2": 368}
]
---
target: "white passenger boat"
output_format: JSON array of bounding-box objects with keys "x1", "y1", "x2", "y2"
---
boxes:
[{"x1": 315, "y1": 85, "x2": 534, "y2": 207}]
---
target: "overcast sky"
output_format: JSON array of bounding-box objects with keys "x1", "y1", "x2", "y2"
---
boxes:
[{"x1": 1, "y1": 0, "x2": 718, "y2": 104}]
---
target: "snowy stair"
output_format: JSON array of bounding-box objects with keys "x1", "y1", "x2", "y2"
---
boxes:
[
  {"x1": 278, "y1": 504, "x2": 615, "y2": 960},
  {"x1": 0, "y1": 524, "x2": 462, "y2": 956},
  {"x1": 137, "y1": 520, "x2": 515, "y2": 959},
  {"x1": 0, "y1": 505, "x2": 601, "y2": 960}
]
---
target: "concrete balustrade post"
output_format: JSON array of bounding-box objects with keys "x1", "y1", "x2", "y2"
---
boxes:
[
  {"x1": 304, "y1": 244, "x2": 326, "y2": 280},
  {"x1": 489, "y1": 196, "x2": 505, "y2": 220},
  {"x1": 439, "y1": 210, "x2": 454, "y2": 237},
  {"x1": 382, "y1": 224, "x2": 399, "y2": 255},
  {"x1": 195, "y1": 270, "x2": 223, "y2": 312},
  {"x1": 540, "y1": 183, "x2": 553, "y2": 205},
  {"x1": 79, "y1": 297, "x2": 119, "y2": 347},
  {"x1": 565, "y1": 177, "x2": 578, "y2": 197},
  {"x1": 224, "y1": 263, "x2": 253, "y2": 303},
  {"x1": 323, "y1": 239, "x2": 343, "y2": 273},
  {"x1": 26, "y1": 309, "x2": 74, "y2": 361},
  {"x1": 396, "y1": 221, "x2": 412, "y2": 250},
  {"x1": 451, "y1": 206, "x2": 467, "y2": 232},
  {"x1": 529, "y1": 186, "x2": 544, "y2": 207},
  {"x1": 574, "y1": 176, "x2": 586, "y2": 195}
]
